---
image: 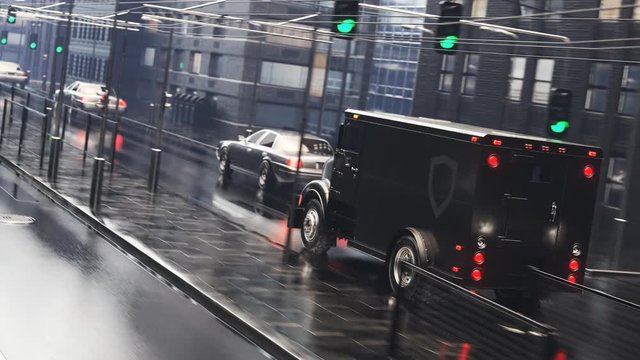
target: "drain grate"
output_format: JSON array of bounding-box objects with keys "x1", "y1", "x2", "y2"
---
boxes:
[{"x1": 0, "y1": 214, "x2": 35, "y2": 225}]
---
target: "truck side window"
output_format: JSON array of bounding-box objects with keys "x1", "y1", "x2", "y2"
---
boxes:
[{"x1": 340, "y1": 121, "x2": 363, "y2": 152}]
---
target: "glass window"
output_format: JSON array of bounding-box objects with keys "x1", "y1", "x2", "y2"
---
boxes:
[
  {"x1": 532, "y1": 59, "x2": 554, "y2": 104},
  {"x1": 258, "y1": 132, "x2": 277, "y2": 148},
  {"x1": 600, "y1": 0, "x2": 621, "y2": 20},
  {"x1": 260, "y1": 61, "x2": 308, "y2": 89},
  {"x1": 507, "y1": 57, "x2": 526, "y2": 101},
  {"x1": 520, "y1": 0, "x2": 538, "y2": 16},
  {"x1": 635, "y1": 0, "x2": 640, "y2": 19},
  {"x1": 246, "y1": 130, "x2": 267, "y2": 144},
  {"x1": 208, "y1": 54, "x2": 220, "y2": 77},
  {"x1": 585, "y1": 63, "x2": 611, "y2": 112},
  {"x1": 173, "y1": 50, "x2": 185, "y2": 71},
  {"x1": 619, "y1": 64, "x2": 640, "y2": 116},
  {"x1": 439, "y1": 55, "x2": 456, "y2": 92},
  {"x1": 326, "y1": 70, "x2": 353, "y2": 92},
  {"x1": 472, "y1": 0, "x2": 488, "y2": 17},
  {"x1": 461, "y1": 54, "x2": 479, "y2": 95},
  {"x1": 276, "y1": 137, "x2": 333, "y2": 156},
  {"x1": 544, "y1": 0, "x2": 563, "y2": 17},
  {"x1": 190, "y1": 52, "x2": 202, "y2": 74},
  {"x1": 143, "y1": 48, "x2": 155, "y2": 67},
  {"x1": 604, "y1": 157, "x2": 626, "y2": 208}
]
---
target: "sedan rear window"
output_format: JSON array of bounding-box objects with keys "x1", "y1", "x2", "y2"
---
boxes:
[
  {"x1": 80, "y1": 84, "x2": 115, "y2": 96},
  {"x1": 277, "y1": 137, "x2": 333, "y2": 156}
]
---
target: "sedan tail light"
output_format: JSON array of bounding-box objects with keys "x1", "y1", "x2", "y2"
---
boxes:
[
  {"x1": 118, "y1": 99, "x2": 127, "y2": 108},
  {"x1": 286, "y1": 158, "x2": 303, "y2": 169}
]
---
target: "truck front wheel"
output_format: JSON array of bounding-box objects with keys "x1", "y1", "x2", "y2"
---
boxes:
[{"x1": 300, "y1": 199, "x2": 331, "y2": 255}]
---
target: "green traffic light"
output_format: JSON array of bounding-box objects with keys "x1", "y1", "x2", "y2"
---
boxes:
[
  {"x1": 439, "y1": 35, "x2": 458, "y2": 49},
  {"x1": 336, "y1": 18, "x2": 356, "y2": 34},
  {"x1": 7, "y1": 16, "x2": 16, "y2": 24},
  {"x1": 0, "y1": 38, "x2": 6, "y2": 45},
  {"x1": 55, "y1": 45, "x2": 63, "y2": 53},
  {"x1": 550, "y1": 120, "x2": 569, "y2": 134},
  {"x1": 29, "y1": 41, "x2": 36, "y2": 49}
]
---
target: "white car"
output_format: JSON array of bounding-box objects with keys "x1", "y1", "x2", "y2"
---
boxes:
[
  {"x1": 55, "y1": 81, "x2": 127, "y2": 114},
  {"x1": 0, "y1": 61, "x2": 28, "y2": 88}
]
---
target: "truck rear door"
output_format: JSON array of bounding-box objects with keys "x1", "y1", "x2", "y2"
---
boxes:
[{"x1": 502, "y1": 153, "x2": 565, "y2": 265}]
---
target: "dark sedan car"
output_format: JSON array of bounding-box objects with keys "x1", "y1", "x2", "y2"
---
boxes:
[{"x1": 217, "y1": 129, "x2": 333, "y2": 191}]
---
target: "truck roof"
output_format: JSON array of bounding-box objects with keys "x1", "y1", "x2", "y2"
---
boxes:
[{"x1": 346, "y1": 109, "x2": 603, "y2": 158}]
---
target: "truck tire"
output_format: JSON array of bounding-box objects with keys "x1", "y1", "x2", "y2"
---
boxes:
[
  {"x1": 300, "y1": 199, "x2": 331, "y2": 255},
  {"x1": 388, "y1": 229, "x2": 436, "y2": 298}
]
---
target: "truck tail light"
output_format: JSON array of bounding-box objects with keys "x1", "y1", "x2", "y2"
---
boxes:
[
  {"x1": 487, "y1": 154, "x2": 500, "y2": 168},
  {"x1": 569, "y1": 259, "x2": 580, "y2": 272},
  {"x1": 567, "y1": 274, "x2": 577, "y2": 283},
  {"x1": 473, "y1": 251, "x2": 485, "y2": 265},
  {"x1": 286, "y1": 158, "x2": 303, "y2": 169},
  {"x1": 583, "y1": 165, "x2": 594, "y2": 179},
  {"x1": 471, "y1": 268, "x2": 482, "y2": 281}
]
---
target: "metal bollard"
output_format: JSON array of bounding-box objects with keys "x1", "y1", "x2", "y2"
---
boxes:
[
  {"x1": 9, "y1": 85, "x2": 15, "y2": 124},
  {"x1": 0, "y1": 99, "x2": 7, "y2": 145},
  {"x1": 387, "y1": 272, "x2": 404, "y2": 358},
  {"x1": 89, "y1": 157, "x2": 105, "y2": 212},
  {"x1": 39, "y1": 110, "x2": 51, "y2": 169},
  {"x1": 61, "y1": 106, "x2": 70, "y2": 140},
  {"x1": 17, "y1": 105, "x2": 28, "y2": 160},
  {"x1": 47, "y1": 136, "x2": 62, "y2": 182},
  {"x1": 147, "y1": 148, "x2": 162, "y2": 193},
  {"x1": 109, "y1": 120, "x2": 120, "y2": 173},
  {"x1": 82, "y1": 113, "x2": 92, "y2": 163}
]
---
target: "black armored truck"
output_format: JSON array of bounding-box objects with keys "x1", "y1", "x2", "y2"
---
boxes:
[{"x1": 289, "y1": 109, "x2": 602, "y2": 298}]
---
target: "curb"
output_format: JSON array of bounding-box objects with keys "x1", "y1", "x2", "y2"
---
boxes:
[{"x1": 0, "y1": 154, "x2": 319, "y2": 360}]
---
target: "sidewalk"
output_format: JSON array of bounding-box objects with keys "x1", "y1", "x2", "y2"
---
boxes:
[{"x1": 0, "y1": 104, "x2": 442, "y2": 359}]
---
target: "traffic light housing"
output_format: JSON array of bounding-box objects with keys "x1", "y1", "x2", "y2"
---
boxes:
[
  {"x1": 547, "y1": 88, "x2": 572, "y2": 138},
  {"x1": 435, "y1": 1, "x2": 463, "y2": 55},
  {"x1": 7, "y1": 6, "x2": 16, "y2": 24},
  {"x1": 0, "y1": 30, "x2": 7, "y2": 45},
  {"x1": 54, "y1": 36, "x2": 64, "y2": 54},
  {"x1": 28, "y1": 33, "x2": 37, "y2": 50},
  {"x1": 332, "y1": 0, "x2": 359, "y2": 37}
]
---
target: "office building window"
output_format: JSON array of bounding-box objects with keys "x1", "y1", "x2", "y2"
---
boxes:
[
  {"x1": 260, "y1": 61, "x2": 308, "y2": 89},
  {"x1": 507, "y1": 57, "x2": 526, "y2": 101},
  {"x1": 544, "y1": 0, "x2": 563, "y2": 18},
  {"x1": 461, "y1": 54, "x2": 479, "y2": 95},
  {"x1": 585, "y1": 63, "x2": 611, "y2": 112},
  {"x1": 600, "y1": 0, "x2": 621, "y2": 19},
  {"x1": 619, "y1": 65, "x2": 640, "y2": 116},
  {"x1": 208, "y1": 54, "x2": 220, "y2": 77},
  {"x1": 143, "y1": 48, "x2": 155, "y2": 67},
  {"x1": 635, "y1": 0, "x2": 640, "y2": 19},
  {"x1": 471, "y1": 0, "x2": 488, "y2": 18},
  {"x1": 327, "y1": 70, "x2": 353, "y2": 92},
  {"x1": 604, "y1": 157, "x2": 626, "y2": 208},
  {"x1": 520, "y1": 0, "x2": 538, "y2": 16},
  {"x1": 190, "y1": 52, "x2": 202, "y2": 74},
  {"x1": 438, "y1": 55, "x2": 456, "y2": 92},
  {"x1": 532, "y1": 59, "x2": 554, "y2": 104},
  {"x1": 173, "y1": 50, "x2": 186, "y2": 71}
]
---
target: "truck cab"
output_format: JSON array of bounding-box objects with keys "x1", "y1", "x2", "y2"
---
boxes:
[{"x1": 290, "y1": 109, "x2": 602, "y2": 295}]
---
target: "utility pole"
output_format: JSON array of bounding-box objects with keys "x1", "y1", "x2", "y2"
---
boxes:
[
  {"x1": 47, "y1": 0, "x2": 74, "y2": 182},
  {"x1": 89, "y1": 0, "x2": 121, "y2": 212},
  {"x1": 148, "y1": 27, "x2": 174, "y2": 193}
]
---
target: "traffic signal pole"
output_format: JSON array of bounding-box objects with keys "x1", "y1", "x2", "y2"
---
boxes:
[{"x1": 47, "y1": 0, "x2": 74, "y2": 182}]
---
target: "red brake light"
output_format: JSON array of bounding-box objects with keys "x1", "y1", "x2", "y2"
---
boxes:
[
  {"x1": 487, "y1": 154, "x2": 500, "y2": 168},
  {"x1": 118, "y1": 99, "x2": 127, "y2": 108},
  {"x1": 569, "y1": 259, "x2": 580, "y2": 272},
  {"x1": 286, "y1": 158, "x2": 303, "y2": 169},
  {"x1": 452, "y1": 266, "x2": 460, "y2": 273},
  {"x1": 583, "y1": 165, "x2": 594, "y2": 179},
  {"x1": 588, "y1": 151, "x2": 597, "y2": 157},
  {"x1": 541, "y1": 145, "x2": 550, "y2": 152},
  {"x1": 492, "y1": 139, "x2": 502, "y2": 146},
  {"x1": 525, "y1": 143, "x2": 533, "y2": 150},
  {"x1": 471, "y1": 268, "x2": 482, "y2": 282},
  {"x1": 567, "y1": 274, "x2": 577, "y2": 284},
  {"x1": 471, "y1": 136, "x2": 479, "y2": 143},
  {"x1": 473, "y1": 251, "x2": 485, "y2": 265}
]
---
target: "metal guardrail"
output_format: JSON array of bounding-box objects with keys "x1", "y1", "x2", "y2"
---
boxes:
[{"x1": 389, "y1": 261, "x2": 558, "y2": 359}]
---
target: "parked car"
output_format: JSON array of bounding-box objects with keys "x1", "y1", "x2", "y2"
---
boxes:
[
  {"x1": 55, "y1": 81, "x2": 127, "y2": 114},
  {"x1": 0, "y1": 61, "x2": 28, "y2": 88},
  {"x1": 217, "y1": 129, "x2": 334, "y2": 191}
]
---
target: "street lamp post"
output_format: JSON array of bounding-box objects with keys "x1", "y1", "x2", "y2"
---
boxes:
[
  {"x1": 47, "y1": 0, "x2": 74, "y2": 182},
  {"x1": 89, "y1": 0, "x2": 121, "y2": 212},
  {"x1": 148, "y1": 27, "x2": 174, "y2": 193}
]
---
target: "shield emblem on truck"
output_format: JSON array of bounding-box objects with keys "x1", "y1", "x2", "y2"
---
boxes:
[{"x1": 428, "y1": 156, "x2": 458, "y2": 219}]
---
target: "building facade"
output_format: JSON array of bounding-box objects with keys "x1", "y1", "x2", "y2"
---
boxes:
[{"x1": 412, "y1": 0, "x2": 640, "y2": 270}]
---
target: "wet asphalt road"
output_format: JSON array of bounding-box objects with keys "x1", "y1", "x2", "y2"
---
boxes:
[{"x1": 0, "y1": 165, "x2": 271, "y2": 360}]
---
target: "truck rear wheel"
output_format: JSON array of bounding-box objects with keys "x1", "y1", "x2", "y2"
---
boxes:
[
  {"x1": 300, "y1": 199, "x2": 331, "y2": 255},
  {"x1": 389, "y1": 236, "x2": 422, "y2": 296}
]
